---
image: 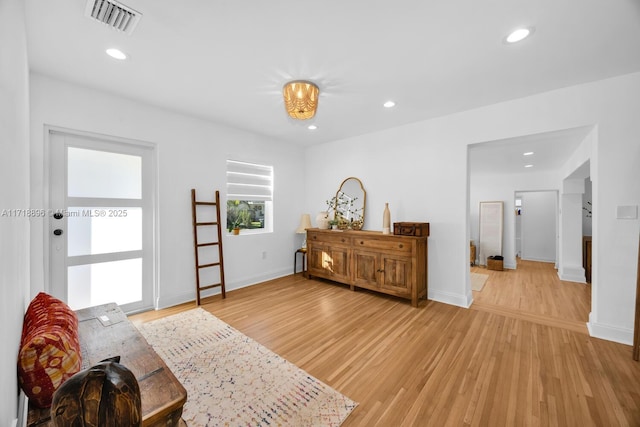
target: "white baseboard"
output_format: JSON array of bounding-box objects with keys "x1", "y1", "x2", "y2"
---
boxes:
[
  {"x1": 16, "y1": 391, "x2": 27, "y2": 427},
  {"x1": 558, "y1": 272, "x2": 587, "y2": 283},
  {"x1": 521, "y1": 256, "x2": 556, "y2": 263},
  {"x1": 558, "y1": 265, "x2": 586, "y2": 283},
  {"x1": 157, "y1": 291, "x2": 196, "y2": 310},
  {"x1": 587, "y1": 312, "x2": 633, "y2": 345},
  {"x1": 156, "y1": 267, "x2": 291, "y2": 309},
  {"x1": 429, "y1": 288, "x2": 472, "y2": 308}
]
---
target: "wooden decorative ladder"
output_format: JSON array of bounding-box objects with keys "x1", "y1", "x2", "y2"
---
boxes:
[{"x1": 191, "y1": 189, "x2": 226, "y2": 305}]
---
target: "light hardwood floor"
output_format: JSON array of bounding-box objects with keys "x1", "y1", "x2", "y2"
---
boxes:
[{"x1": 130, "y1": 260, "x2": 640, "y2": 426}]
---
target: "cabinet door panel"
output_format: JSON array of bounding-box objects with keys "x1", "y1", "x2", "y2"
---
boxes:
[
  {"x1": 353, "y1": 250, "x2": 379, "y2": 288},
  {"x1": 326, "y1": 247, "x2": 349, "y2": 281},
  {"x1": 308, "y1": 244, "x2": 349, "y2": 282},
  {"x1": 308, "y1": 246, "x2": 327, "y2": 276},
  {"x1": 380, "y1": 256, "x2": 412, "y2": 294}
]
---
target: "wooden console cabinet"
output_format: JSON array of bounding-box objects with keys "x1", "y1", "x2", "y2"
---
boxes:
[{"x1": 306, "y1": 228, "x2": 429, "y2": 307}]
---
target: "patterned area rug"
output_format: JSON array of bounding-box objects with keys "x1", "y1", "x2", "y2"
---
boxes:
[
  {"x1": 471, "y1": 272, "x2": 489, "y2": 291},
  {"x1": 138, "y1": 308, "x2": 357, "y2": 426}
]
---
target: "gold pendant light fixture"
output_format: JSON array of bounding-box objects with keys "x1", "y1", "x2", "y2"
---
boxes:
[{"x1": 283, "y1": 80, "x2": 319, "y2": 120}]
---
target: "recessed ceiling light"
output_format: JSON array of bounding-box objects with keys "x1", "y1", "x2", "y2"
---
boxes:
[
  {"x1": 308, "y1": 124, "x2": 317, "y2": 130},
  {"x1": 106, "y1": 48, "x2": 127, "y2": 60},
  {"x1": 524, "y1": 164, "x2": 534, "y2": 168},
  {"x1": 505, "y1": 27, "x2": 534, "y2": 44},
  {"x1": 523, "y1": 151, "x2": 534, "y2": 156},
  {"x1": 383, "y1": 101, "x2": 396, "y2": 108}
]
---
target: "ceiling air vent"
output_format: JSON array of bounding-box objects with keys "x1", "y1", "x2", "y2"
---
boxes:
[{"x1": 84, "y1": 0, "x2": 142, "y2": 35}]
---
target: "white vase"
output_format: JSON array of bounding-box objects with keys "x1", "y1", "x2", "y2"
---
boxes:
[
  {"x1": 382, "y1": 203, "x2": 391, "y2": 234},
  {"x1": 316, "y1": 211, "x2": 330, "y2": 229}
]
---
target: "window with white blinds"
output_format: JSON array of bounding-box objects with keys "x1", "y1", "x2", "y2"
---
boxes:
[{"x1": 226, "y1": 160, "x2": 273, "y2": 233}]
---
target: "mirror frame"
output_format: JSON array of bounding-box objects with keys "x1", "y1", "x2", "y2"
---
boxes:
[
  {"x1": 478, "y1": 201, "x2": 504, "y2": 266},
  {"x1": 334, "y1": 177, "x2": 366, "y2": 229}
]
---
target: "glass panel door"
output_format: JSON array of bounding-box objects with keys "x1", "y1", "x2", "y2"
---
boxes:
[{"x1": 49, "y1": 130, "x2": 155, "y2": 313}]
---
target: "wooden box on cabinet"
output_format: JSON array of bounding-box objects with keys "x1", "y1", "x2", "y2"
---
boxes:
[
  {"x1": 393, "y1": 222, "x2": 430, "y2": 237},
  {"x1": 306, "y1": 228, "x2": 429, "y2": 307}
]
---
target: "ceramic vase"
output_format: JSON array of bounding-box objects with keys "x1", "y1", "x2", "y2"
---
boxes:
[
  {"x1": 382, "y1": 203, "x2": 391, "y2": 234},
  {"x1": 316, "y1": 211, "x2": 330, "y2": 229}
]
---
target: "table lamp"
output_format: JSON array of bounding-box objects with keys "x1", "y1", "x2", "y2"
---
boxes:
[{"x1": 296, "y1": 213, "x2": 312, "y2": 250}]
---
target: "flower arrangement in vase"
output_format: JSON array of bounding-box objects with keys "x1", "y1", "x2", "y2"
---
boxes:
[{"x1": 323, "y1": 194, "x2": 364, "y2": 230}]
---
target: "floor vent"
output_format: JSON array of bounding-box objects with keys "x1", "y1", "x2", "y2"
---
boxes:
[{"x1": 84, "y1": 0, "x2": 142, "y2": 35}]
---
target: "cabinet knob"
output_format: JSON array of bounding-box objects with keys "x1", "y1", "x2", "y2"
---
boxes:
[
  {"x1": 399, "y1": 244, "x2": 403, "y2": 248},
  {"x1": 341, "y1": 238, "x2": 345, "y2": 243},
  {"x1": 360, "y1": 241, "x2": 364, "y2": 245},
  {"x1": 377, "y1": 269, "x2": 385, "y2": 273}
]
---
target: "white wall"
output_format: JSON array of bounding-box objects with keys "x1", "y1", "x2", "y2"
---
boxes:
[
  {"x1": 0, "y1": 0, "x2": 31, "y2": 422},
  {"x1": 520, "y1": 191, "x2": 558, "y2": 263},
  {"x1": 305, "y1": 72, "x2": 640, "y2": 344},
  {"x1": 29, "y1": 74, "x2": 306, "y2": 309},
  {"x1": 470, "y1": 170, "x2": 559, "y2": 269}
]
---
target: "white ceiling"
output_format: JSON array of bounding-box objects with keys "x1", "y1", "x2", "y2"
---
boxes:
[
  {"x1": 24, "y1": 0, "x2": 640, "y2": 170},
  {"x1": 468, "y1": 126, "x2": 593, "y2": 175}
]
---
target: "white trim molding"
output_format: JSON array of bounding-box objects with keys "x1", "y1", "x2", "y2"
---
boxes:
[{"x1": 587, "y1": 312, "x2": 633, "y2": 345}]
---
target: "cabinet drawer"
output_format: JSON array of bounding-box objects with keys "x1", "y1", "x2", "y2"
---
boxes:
[
  {"x1": 308, "y1": 232, "x2": 350, "y2": 246},
  {"x1": 353, "y1": 237, "x2": 412, "y2": 254}
]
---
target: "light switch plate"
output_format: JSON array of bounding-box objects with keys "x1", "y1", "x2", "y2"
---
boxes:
[{"x1": 616, "y1": 205, "x2": 638, "y2": 219}]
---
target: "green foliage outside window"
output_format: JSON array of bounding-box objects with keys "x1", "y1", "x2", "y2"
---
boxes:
[{"x1": 226, "y1": 200, "x2": 265, "y2": 231}]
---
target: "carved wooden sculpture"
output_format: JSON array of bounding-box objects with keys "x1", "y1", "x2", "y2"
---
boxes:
[{"x1": 51, "y1": 357, "x2": 141, "y2": 427}]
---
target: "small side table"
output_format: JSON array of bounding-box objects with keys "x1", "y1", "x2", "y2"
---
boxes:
[{"x1": 294, "y1": 248, "x2": 307, "y2": 278}]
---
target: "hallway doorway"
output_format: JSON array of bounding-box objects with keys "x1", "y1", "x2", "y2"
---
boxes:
[
  {"x1": 514, "y1": 190, "x2": 558, "y2": 265},
  {"x1": 467, "y1": 126, "x2": 595, "y2": 328}
]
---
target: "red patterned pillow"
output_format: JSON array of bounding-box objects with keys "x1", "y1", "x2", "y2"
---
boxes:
[{"x1": 17, "y1": 292, "x2": 82, "y2": 408}]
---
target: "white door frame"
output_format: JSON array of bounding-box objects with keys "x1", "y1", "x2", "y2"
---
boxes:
[{"x1": 44, "y1": 125, "x2": 158, "y2": 313}]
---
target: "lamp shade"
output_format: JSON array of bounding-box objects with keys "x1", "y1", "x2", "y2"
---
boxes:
[
  {"x1": 283, "y1": 81, "x2": 319, "y2": 120},
  {"x1": 296, "y1": 214, "x2": 312, "y2": 233}
]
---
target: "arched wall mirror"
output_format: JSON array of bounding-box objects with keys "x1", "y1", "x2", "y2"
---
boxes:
[{"x1": 334, "y1": 177, "x2": 366, "y2": 229}]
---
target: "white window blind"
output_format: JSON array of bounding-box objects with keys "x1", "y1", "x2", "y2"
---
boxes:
[{"x1": 226, "y1": 160, "x2": 273, "y2": 201}]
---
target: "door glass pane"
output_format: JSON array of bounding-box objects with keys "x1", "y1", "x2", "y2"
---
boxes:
[
  {"x1": 67, "y1": 207, "x2": 142, "y2": 256},
  {"x1": 67, "y1": 258, "x2": 142, "y2": 310},
  {"x1": 67, "y1": 147, "x2": 141, "y2": 199}
]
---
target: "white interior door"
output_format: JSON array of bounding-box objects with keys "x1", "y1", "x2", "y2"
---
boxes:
[
  {"x1": 520, "y1": 191, "x2": 558, "y2": 263},
  {"x1": 48, "y1": 129, "x2": 156, "y2": 313}
]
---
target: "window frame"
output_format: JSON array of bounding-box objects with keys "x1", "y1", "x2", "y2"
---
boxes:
[{"x1": 226, "y1": 159, "x2": 274, "y2": 235}]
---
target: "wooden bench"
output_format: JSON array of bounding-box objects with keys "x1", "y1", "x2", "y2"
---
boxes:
[{"x1": 27, "y1": 303, "x2": 187, "y2": 427}]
